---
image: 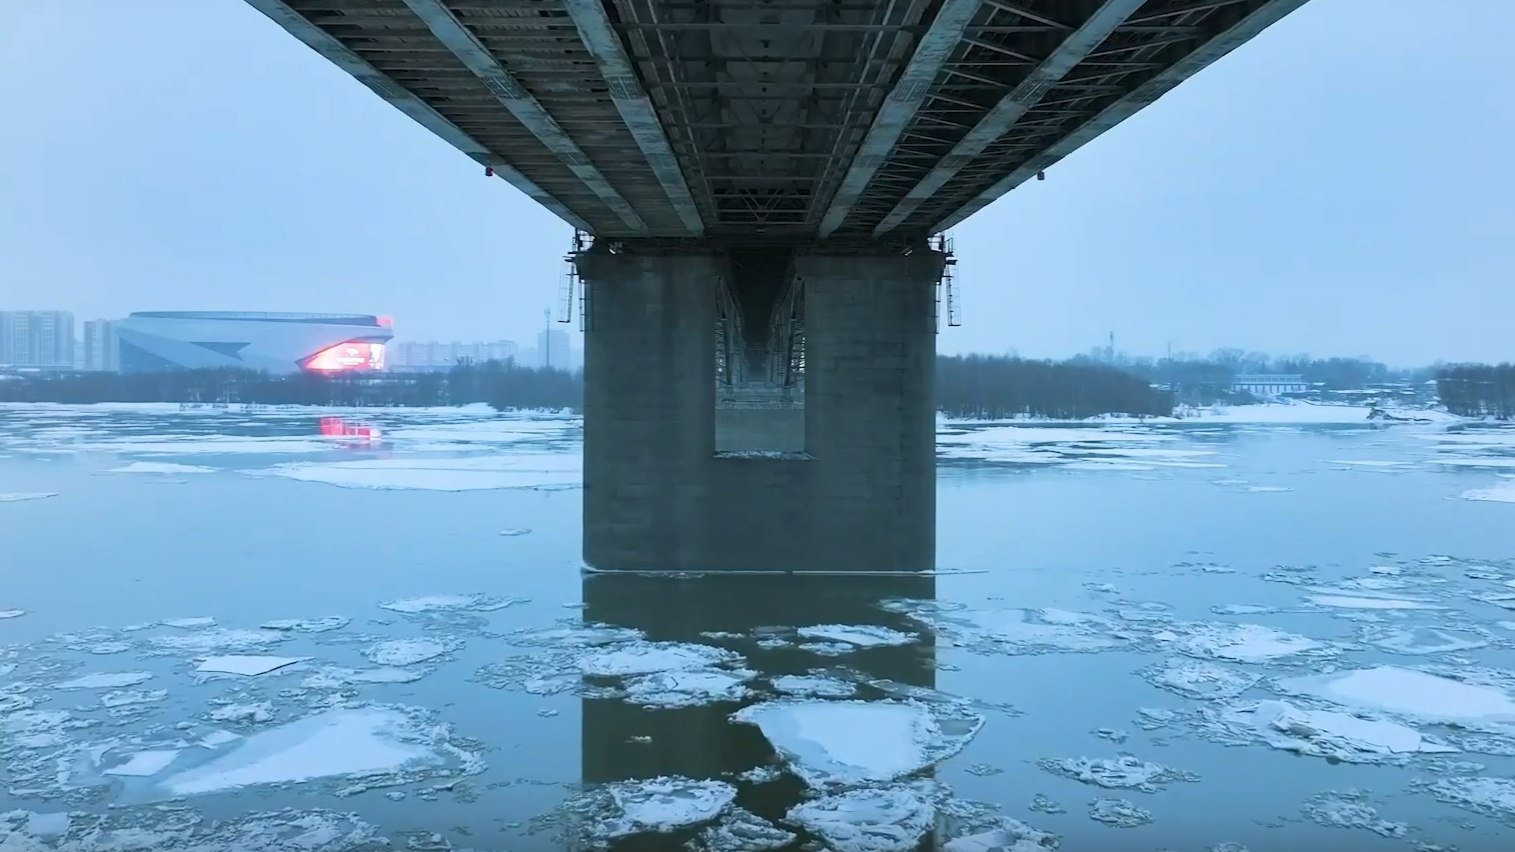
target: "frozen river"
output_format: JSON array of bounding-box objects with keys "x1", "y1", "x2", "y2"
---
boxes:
[{"x1": 2, "y1": 402, "x2": 1515, "y2": 851}]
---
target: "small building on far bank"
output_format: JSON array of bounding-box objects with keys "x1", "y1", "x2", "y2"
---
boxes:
[{"x1": 1230, "y1": 374, "x2": 1309, "y2": 398}]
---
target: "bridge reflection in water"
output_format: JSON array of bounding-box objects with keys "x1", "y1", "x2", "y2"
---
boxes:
[{"x1": 580, "y1": 573, "x2": 937, "y2": 848}]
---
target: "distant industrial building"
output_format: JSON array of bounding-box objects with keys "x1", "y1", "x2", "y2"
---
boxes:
[
  {"x1": 82, "y1": 319, "x2": 120, "y2": 371},
  {"x1": 0, "y1": 310, "x2": 75, "y2": 368},
  {"x1": 115, "y1": 312, "x2": 393, "y2": 374},
  {"x1": 387, "y1": 340, "x2": 517, "y2": 371},
  {"x1": 1230, "y1": 374, "x2": 1310, "y2": 397}
]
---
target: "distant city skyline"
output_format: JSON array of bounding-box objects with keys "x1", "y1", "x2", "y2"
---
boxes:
[{"x1": 3, "y1": 1, "x2": 1513, "y2": 364}]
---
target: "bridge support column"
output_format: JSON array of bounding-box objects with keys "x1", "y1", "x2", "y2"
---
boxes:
[{"x1": 577, "y1": 246, "x2": 942, "y2": 573}]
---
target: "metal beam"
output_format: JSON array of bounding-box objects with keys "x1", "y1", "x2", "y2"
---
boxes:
[
  {"x1": 817, "y1": 0, "x2": 983, "y2": 238},
  {"x1": 931, "y1": 0, "x2": 1310, "y2": 233},
  {"x1": 874, "y1": 0, "x2": 1144, "y2": 235},
  {"x1": 240, "y1": 0, "x2": 590, "y2": 232},
  {"x1": 559, "y1": 0, "x2": 705, "y2": 235},
  {"x1": 399, "y1": 0, "x2": 645, "y2": 233}
]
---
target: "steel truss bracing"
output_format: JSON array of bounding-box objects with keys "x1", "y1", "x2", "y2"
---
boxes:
[{"x1": 247, "y1": 0, "x2": 1309, "y2": 242}]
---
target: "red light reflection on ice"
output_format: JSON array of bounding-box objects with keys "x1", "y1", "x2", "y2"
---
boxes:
[{"x1": 319, "y1": 416, "x2": 381, "y2": 443}]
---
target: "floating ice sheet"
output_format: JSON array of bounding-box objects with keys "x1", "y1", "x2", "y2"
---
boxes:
[
  {"x1": 102, "y1": 749, "x2": 182, "y2": 777},
  {"x1": 622, "y1": 669, "x2": 754, "y2": 708},
  {"x1": 363, "y1": 639, "x2": 452, "y2": 667},
  {"x1": 770, "y1": 674, "x2": 858, "y2": 698},
  {"x1": 109, "y1": 462, "x2": 214, "y2": 474},
  {"x1": 1463, "y1": 480, "x2": 1515, "y2": 503},
  {"x1": 257, "y1": 454, "x2": 581, "y2": 491},
  {"x1": 1038, "y1": 754, "x2": 1197, "y2": 792},
  {"x1": 1173, "y1": 622, "x2": 1327, "y2": 663},
  {"x1": 160, "y1": 707, "x2": 446, "y2": 796},
  {"x1": 1279, "y1": 666, "x2": 1515, "y2": 726},
  {"x1": 578, "y1": 641, "x2": 740, "y2": 678},
  {"x1": 885, "y1": 600, "x2": 1123, "y2": 655},
  {"x1": 0, "y1": 493, "x2": 56, "y2": 503},
  {"x1": 260, "y1": 616, "x2": 350, "y2": 633},
  {"x1": 302, "y1": 667, "x2": 426, "y2": 688},
  {"x1": 1208, "y1": 700, "x2": 1456, "y2": 763},
  {"x1": 944, "y1": 818, "x2": 1056, "y2": 852},
  {"x1": 731, "y1": 699, "x2": 982, "y2": 787},
  {"x1": 0, "y1": 807, "x2": 388, "y2": 851},
  {"x1": 688, "y1": 807, "x2": 795, "y2": 852},
  {"x1": 56, "y1": 671, "x2": 152, "y2": 690},
  {"x1": 148, "y1": 628, "x2": 286, "y2": 653},
  {"x1": 573, "y1": 776, "x2": 737, "y2": 842},
  {"x1": 1303, "y1": 791, "x2": 1409, "y2": 837},
  {"x1": 786, "y1": 785, "x2": 935, "y2": 852},
  {"x1": 196, "y1": 655, "x2": 308, "y2": 676},
  {"x1": 796, "y1": 624, "x2": 916, "y2": 648},
  {"x1": 1426, "y1": 776, "x2": 1515, "y2": 824},
  {"x1": 1306, "y1": 594, "x2": 1439, "y2": 610},
  {"x1": 1364, "y1": 626, "x2": 1486, "y2": 655},
  {"x1": 0, "y1": 609, "x2": 25, "y2": 619},
  {"x1": 1088, "y1": 797, "x2": 1152, "y2": 827},
  {"x1": 378, "y1": 594, "x2": 522, "y2": 614},
  {"x1": 1141, "y1": 659, "x2": 1260, "y2": 700}
]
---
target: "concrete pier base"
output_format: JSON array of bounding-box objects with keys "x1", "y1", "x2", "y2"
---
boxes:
[{"x1": 577, "y1": 246, "x2": 942, "y2": 572}]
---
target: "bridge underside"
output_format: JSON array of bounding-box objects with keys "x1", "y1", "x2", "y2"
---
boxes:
[{"x1": 245, "y1": 0, "x2": 1308, "y2": 570}]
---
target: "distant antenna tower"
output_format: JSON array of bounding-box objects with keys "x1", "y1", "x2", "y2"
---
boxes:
[
  {"x1": 543, "y1": 307, "x2": 552, "y2": 369},
  {"x1": 1108, "y1": 331, "x2": 1116, "y2": 363}
]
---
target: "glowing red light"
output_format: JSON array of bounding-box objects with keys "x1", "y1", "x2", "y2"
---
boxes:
[
  {"x1": 304, "y1": 341, "x2": 386, "y2": 373},
  {"x1": 376, "y1": 316, "x2": 393, "y2": 328},
  {"x1": 319, "y1": 416, "x2": 380, "y2": 442}
]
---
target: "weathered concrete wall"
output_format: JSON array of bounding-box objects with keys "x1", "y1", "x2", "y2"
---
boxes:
[{"x1": 577, "y1": 249, "x2": 941, "y2": 572}]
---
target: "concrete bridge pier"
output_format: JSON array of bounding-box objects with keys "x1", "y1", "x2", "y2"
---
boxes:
[{"x1": 577, "y1": 243, "x2": 943, "y2": 573}]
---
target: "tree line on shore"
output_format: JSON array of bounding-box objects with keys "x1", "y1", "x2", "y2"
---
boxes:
[
  {"x1": 1437, "y1": 364, "x2": 1515, "y2": 419},
  {"x1": 0, "y1": 360, "x2": 584, "y2": 411},
  {"x1": 6, "y1": 353, "x2": 1509, "y2": 420}
]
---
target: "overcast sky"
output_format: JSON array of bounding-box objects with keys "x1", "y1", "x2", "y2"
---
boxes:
[{"x1": 3, "y1": 1, "x2": 1512, "y2": 366}]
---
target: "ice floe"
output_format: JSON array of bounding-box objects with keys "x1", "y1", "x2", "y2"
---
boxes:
[
  {"x1": 1306, "y1": 594, "x2": 1439, "y2": 610},
  {"x1": 159, "y1": 706, "x2": 457, "y2": 796},
  {"x1": 147, "y1": 628, "x2": 286, "y2": 653},
  {"x1": 260, "y1": 616, "x2": 350, "y2": 633},
  {"x1": 163, "y1": 617, "x2": 216, "y2": 629},
  {"x1": 786, "y1": 785, "x2": 934, "y2": 852},
  {"x1": 302, "y1": 667, "x2": 426, "y2": 688},
  {"x1": 0, "y1": 609, "x2": 25, "y2": 619},
  {"x1": 1463, "y1": 479, "x2": 1515, "y2": 503},
  {"x1": 206, "y1": 702, "x2": 274, "y2": 725},
  {"x1": 578, "y1": 641, "x2": 740, "y2": 678},
  {"x1": 1088, "y1": 797, "x2": 1152, "y2": 827},
  {"x1": 0, "y1": 807, "x2": 388, "y2": 851},
  {"x1": 770, "y1": 674, "x2": 859, "y2": 698},
  {"x1": 378, "y1": 593, "x2": 522, "y2": 614},
  {"x1": 100, "y1": 689, "x2": 167, "y2": 708},
  {"x1": 363, "y1": 638, "x2": 453, "y2": 667},
  {"x1": 621, "y1": 668, "x2": 755, "y2": 708},
  {"x1": 102, "y1": 748, "x2": 182, "y2": 777},
  {"x1": 108, "y1": 461, "x2": 215, "y2": 474},
  {"x1": 1303, "y1": 791, "x2": 1409, "y2": 837},
  {"x1": 883, "y1": 600, "x2": 1123, "y2": 655},
  {"x1": 1141, "y1": 659, "x2": 1260, "y2": 700},
  {"x1": 1425, "y1": 776, "x2": 1515, "y2": 824},
  {"x1": 1205, "y1": 700, "x2": 1456, "y2": 762},
  {"x1": 688, "y1": 806, "x2": 795, "y2": 852},
  {"x1": 732, "y1": 699, "x2": 982, "y2": 787},
  {"x1": 0, "y1": 493, "x2": 56, "y2": 503},
  {"x1": 1038, "y1": 754, "x2": 1197, "y2": 792},
  {"x1": 196, "y1": 655, "x2": 309, "y2": 676},
  {"x1": 571, "y1": 776, "x2": 736, "y2": 843},
  {"x1": 1171, "y1": 622, "x2": 1328, "y2": 663},
  {"x1": 796, "y1": 624, "x2": 917, "y2": 648},
  {"x1": 1279, "y1": 666, "x2": 1515, "y2": 726},
  {"x1": 256, "y1": 454, "x2": 581, "y2": 491},
  {"x1": 1363, "y1": 626, "x2": 1487, "y2": 655},
  {"x1": 944, "y1": 818, "x2": 1057, "y2": 852},
  {"x1": 55, "y1": 671, "x2": 152, "y2": 690}
]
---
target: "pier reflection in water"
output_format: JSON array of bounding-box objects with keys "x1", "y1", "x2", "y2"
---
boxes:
[{"x1": 580, "y1": 573, "x2": 938, "y2": 849}]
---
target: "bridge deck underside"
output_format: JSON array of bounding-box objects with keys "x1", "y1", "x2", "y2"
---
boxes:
[{"x1": 273, "y1": 0, "x2": 1302, "y2": 240}]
